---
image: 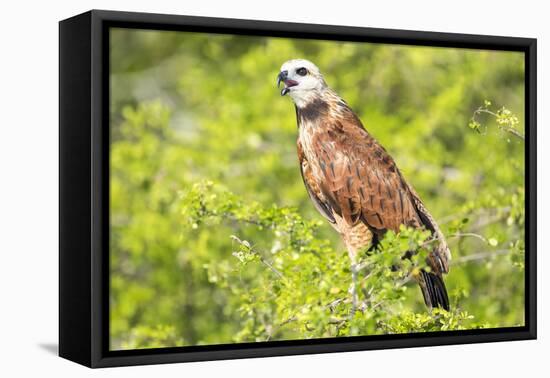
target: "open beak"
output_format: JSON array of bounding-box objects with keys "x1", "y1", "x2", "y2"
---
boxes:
[{"x1": 277, "y1": 70, "x2": 298, "y2": 96}]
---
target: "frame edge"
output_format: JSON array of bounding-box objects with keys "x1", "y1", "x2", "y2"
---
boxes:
[{"x1": 59, "y1": 11, "x2": 94, "y2": 368}]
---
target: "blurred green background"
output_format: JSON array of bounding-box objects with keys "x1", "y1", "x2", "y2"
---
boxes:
[{"x1": 109, "y1": 28, "x2": 525, "y2": 350}]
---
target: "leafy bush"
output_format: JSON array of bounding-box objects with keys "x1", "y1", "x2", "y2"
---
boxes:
[{"x1": 178, "y1": 181, "x2": 494, "y2": 341}]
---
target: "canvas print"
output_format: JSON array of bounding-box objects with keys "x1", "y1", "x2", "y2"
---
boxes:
[{"x1": 109, "y1": 28, "x2": 526, "y2": 350}]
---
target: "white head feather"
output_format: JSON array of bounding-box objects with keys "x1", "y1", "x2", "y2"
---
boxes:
[{"x1": 279, "y1": 59, "x2": 328, "y2": 108}]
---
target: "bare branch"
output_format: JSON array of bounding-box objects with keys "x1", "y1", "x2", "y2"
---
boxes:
[
  {"x1": 259, "y1": 256, "x2": 284, "y2": 279},
  {"x1": 452, "y1": 249, "x2": 510, "y2": 265},
  {"x1": 449, "y1": 232, "x2": 489, "y2": 243}
]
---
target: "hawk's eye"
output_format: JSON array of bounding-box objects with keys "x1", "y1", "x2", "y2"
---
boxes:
[{"x1": 296, "y1": 67, "x2": 308, "y2": 76}]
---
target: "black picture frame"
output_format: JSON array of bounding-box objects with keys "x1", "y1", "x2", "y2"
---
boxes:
[{"x1": 59, "y1": 9, "x2": 537, "y2": 368}]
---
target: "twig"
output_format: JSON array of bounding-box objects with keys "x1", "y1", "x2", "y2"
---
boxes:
[
  {"x1": 278, "y1": 316, "x2": 297, "y2": 327},
  {"x1": 471, "y1": 107, "x2": 525, "y2": 140},
  {"x1": 259, "y1": 256, "x2": 284, "y2": 279},
  {"x1": 230, "y1": 234, "x2": 285, "y2": 279},
  {"x1": 422, "y1": 231, "x2": 490, "y2": 249},
  {"x1": 501, "y1": 126, "x2": 525, "y2": 140},
  {"x1": 328, "y1": 317, "x2": 348, "y2": 325},
  {"x1": 326, "y1": 297, "x2": 346, "y2": 311},
  {"x1": 438, "y1": 206, "x2": 511, "y2": 226},
  {"x1": 449, "y1": 232, "x2": 488, "y2": 243},
  {"x1": 452, "y1": 249, "x2": 510, "y2": 265}
]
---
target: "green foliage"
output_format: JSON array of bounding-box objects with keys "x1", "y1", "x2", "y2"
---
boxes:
[
  {"x1": 179, "y1": 181, "x2": 480, "y2": 340},
  {"x1": 380, "y1": 308, "x2": 475, "y2": 333},
  {"x1": 121, "y1": 325, "x2": 184, "y2": 350},
  {"x1": 109, "y1": 29, "x2": 526, "y2": 349}
]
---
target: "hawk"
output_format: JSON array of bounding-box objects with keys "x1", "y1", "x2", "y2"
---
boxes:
[{"x1": 277, "y1": 59, "x2": 451, "y2": 312}]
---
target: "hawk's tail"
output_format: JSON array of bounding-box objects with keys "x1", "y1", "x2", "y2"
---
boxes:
[{"x1": 418, "y1": 269, "x2": 450, "y2": 311}]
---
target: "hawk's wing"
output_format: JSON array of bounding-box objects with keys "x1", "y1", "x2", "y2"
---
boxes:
[
  {"x1": 298, "y1": 141, "x2": 335, "y2": 224},
  {"x1": 304, "y1": 114, "x2": 450, "y2": 274}
]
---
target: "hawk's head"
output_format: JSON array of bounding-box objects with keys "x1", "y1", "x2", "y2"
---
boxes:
[{"x1": 277, "y1": 59, "x2": 327, "y2": 108}]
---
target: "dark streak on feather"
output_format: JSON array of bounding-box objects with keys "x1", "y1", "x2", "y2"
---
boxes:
[
  {"x1": 386, "y1": 185, "x2": 393, "y2": 200},
  {"x1": 319, "y1": 159, "x2": 327, "y2": 174}
]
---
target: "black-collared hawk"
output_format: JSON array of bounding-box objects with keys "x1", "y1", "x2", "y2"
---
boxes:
[{"x1": 278, "y1": 59, "x2": 451, "y2": 311}]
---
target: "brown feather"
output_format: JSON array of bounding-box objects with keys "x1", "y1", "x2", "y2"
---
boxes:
[{"x1": 295, "y1": 90, "x2": 450, "y2": 278}]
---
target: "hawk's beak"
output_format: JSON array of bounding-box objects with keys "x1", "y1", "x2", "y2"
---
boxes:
[
  {"x1": 277, "y1": 70, "x2": 298, "y2": 96},
  {"x1": 277, "y1": 70, "x2": 287, "y2": 88}
]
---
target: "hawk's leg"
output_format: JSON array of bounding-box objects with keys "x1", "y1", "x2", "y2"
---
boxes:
[{"x1": 331, "y1": 214, "x2": 373, "y2": 317}]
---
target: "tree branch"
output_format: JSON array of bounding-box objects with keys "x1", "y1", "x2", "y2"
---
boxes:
[
  {"x1": 471, "y1": 106, "x2": 525, "y2": 140},
  {"x1": 452, "y1": 249, "x2": 510, "y2": 265}
]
